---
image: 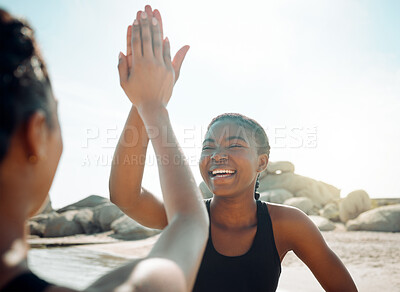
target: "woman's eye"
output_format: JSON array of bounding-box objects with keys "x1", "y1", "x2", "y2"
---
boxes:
[
  {"x1": 229, "y1": 144, "x2": 242, "y2": 148},
  {"x1": 202, "y1": 146, "x2": 214, "y2": 151}
]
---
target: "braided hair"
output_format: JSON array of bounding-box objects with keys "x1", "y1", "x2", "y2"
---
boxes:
[
  {"x1": 207, "y1": 113, "x2": 270, "y2": 200},
  {"x1": 0, "y1": 9, "x2": 52, "y2": 163}
]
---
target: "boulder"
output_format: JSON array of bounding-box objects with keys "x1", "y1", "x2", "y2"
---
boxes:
[
  {"x1": 320, "y1": 203, "x2": 340, "y2": 222},
  {"x1": 28, "y1": 212, "x2": 59, "y2": 236},
  {"x1": 259, "y1": 189, "x2": 293, "y2": 204},
  {"x1": 283, "y1": 197, "x2": 314, "y2": 214},
  {"x1": 111, "y1": 215, "x2": 160, "y2": 240},
  {"x1": 199, "y1": 181, "x2": 213, "y2": 199},
  {"x1": 339, "y1": 190, "x2": 371, "y2": 222},
  {"x1": 28, "y1": 221, "x2": 47, "y2": 237},
  {"x1": 93, "y1": 203, "x2": 124, "y2": 231},
  {"x1": 308, "y1": 215, "x2": 336, "y2": 231},
  {"x1": 44, "y1": 210, "x2": 84, "y2": 237},
  {"x1": 74, "y1": 208, "x2": 101, "y2": 234},
  {"x1": 265, "y1": 161, "x2": 295, "y2": 174},
  {"x1": 258, "y1": 172, "x2": 340, "y2": 208},
  {"x1": 30, "y1": 212, "x2": 59, "y2": 224},
  {"x1": 346, "y1": 204, "x2": 400, "y2": 232},
  {"x1": 57, "y1": 195, "x2": 109, "y2": 213}
]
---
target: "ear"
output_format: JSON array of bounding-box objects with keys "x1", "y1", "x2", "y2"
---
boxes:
[
  {"x1": 25, "y1": 111, "x2": 49, "y2": 162},
  {"x1": 257, "y1": 154, "x2": 269, "y2": 173}
]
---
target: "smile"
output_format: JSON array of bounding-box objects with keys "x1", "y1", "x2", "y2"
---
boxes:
[{"x1": 209, "y1": 169, "x2": 237, "y2": 178}]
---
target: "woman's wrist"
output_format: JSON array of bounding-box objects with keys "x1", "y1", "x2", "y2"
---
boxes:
[{"x1": 137, "y1": 103, "x2": 169, "y2": 131}]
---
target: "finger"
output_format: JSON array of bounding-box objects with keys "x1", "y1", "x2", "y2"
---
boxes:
[
  {"x1": 172, "y1": 45, "x2": 190, "y2": 83},
  {"x1": 136, "y1": 11, "x2": 143, "y2": 56},
  {"x1": 131, "y1": 19, "x2": 141, "y2": 59},
  {"x1": 118, "y1": 52, "x2": 128, "y2": 85},
  {"x1": 153, "y1": 9, "x2": 164, "y2": 41},
  {"x1": 163, "y1": 37, "x2": 173, "y2": 70},
  {"x1": 126, "y1": 25, "x2": 132, "y2": 69},
  {"x1": 145, "y1": 5, "x2": 153, "y2": 19},
  {"x1": 140, "y1": 12, "x2": 152, "y2": 58},
  {"x1": 152, "y1": 18, "x2": 163, "y2": 61}
]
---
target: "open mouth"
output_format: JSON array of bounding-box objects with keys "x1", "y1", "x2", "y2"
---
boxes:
[{"x1": 209, "y1": 169, "x2": 237, "y2": 178}]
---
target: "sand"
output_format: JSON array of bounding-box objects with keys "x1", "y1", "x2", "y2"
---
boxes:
[{"x1": 29, "y1": 230, "x2": 400, "y2": 291}]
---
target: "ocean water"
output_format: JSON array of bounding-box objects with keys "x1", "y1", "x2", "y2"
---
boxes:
[
  {"x1": 28, "y1": 247, "x2": 299, "y2": 291},
  {"x1": 28, "y1": 247, "x2": 130, "y2": 290}
]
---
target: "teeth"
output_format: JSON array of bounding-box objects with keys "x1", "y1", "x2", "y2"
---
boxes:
[{"x1": 212, "y1": 169, "x2": 235, "y2": 175}]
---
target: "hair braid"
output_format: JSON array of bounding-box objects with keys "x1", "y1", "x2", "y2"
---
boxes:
[{"x1": 254, "y1": 174, "x2": 260, "y2": 200}]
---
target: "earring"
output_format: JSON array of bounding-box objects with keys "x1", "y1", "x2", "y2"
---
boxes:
[{"x1": 28, "y1": 155, "x2": 38, "y2": 164}]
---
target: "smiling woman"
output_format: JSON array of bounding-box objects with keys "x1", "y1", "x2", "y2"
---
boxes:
[
  {"x1": 111, "y1": 107, "x2": 359, "y2": 291},
  {"x1": 200, "y1": 113, "x2": 270, "y2": 201}
]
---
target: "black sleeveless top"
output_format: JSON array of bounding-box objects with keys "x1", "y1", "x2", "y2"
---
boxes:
[
  {"x1": 0, "y1": 272, "x2": 51, "y2": 292},
  {"x1": 193, "y1": 199, "x2": 281, "y2": 292}
]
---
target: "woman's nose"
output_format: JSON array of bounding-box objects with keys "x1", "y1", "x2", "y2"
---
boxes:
[{"x1": 211, "y1": 150, "x2": 228, "y2": 162}]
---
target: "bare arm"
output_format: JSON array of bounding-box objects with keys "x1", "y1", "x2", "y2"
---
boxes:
[
  {"x1": 281, "y1": 207, "x2": 358, "y2": 292},
  {"x1": 89, "y1": 6, "x2": 209, "y2": 292},
  {"x1": 109, "y1": 6, "x2": 189, "y2": 230},
  {"x1": 109, "y1": 104, "x2": 168, "y2": 229}
]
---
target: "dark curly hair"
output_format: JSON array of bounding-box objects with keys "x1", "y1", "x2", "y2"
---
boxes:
[
  {"x1": 0, "y1": 9, "x2": 53, "y2": 162},
  {"x1": 206, "y1": 113, "x2": 270, "y2": 200}
]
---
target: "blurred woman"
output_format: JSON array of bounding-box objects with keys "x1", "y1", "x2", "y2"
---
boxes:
[{"x1": 0, "y1": 6, "x2": 208, "y2": 292}]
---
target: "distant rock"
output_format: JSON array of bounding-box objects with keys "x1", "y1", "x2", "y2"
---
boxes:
[
  {"x1": 28, "y1": 212, "x2": 59, "y2": 237},
  {"x1": 320, "y1": 203, "x2": 340, "y2": 222},
  {"x1": 111, "y1": 215, "x2": 160, "y2": 240},
  {"x1": 346, "y1": 204, "x2": 400, "y2": 232},
  {"x1": 74, "y1": 208, "x2": 101, "y2": 234},
  {"x1": 259, "y1": 189, "x2": 293, "y2": 204},
  {"x1": 266, "y1": 161, "x2": 295, "y2": 174},
  {"x1": 309, "y1": 216, "x2": 336, "y2": 231},
  {"x1": 258, "y1": 172, "x2": 340, "y2": 208},
  {"x1": 57, "y1": 195, "x2": 109, "y2": 213},
  {"x1": 283, "y1": 197, "x2": 314, "y2": 214},
  {"x1": 44, "y1": 210, "x2": 84, "y2": 237},
  {"x1": 93, "y1": 203, "x2": 124, "y2": 231},
  {"x1": 339, "y1": 190, "x2": 371, "y2": 222},
  {"x1": 28, "y1": 221, "x2": 46, "y2": 237}
]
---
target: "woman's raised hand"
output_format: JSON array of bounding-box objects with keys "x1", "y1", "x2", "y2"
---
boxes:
[{"x1": 118, "y1": 6, "x2": 189, "y2": 109}]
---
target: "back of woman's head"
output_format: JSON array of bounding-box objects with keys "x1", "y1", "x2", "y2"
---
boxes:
[
  {"x1": 0, "y1": 9, "x2": 52, "y2": 163},
  {"x1": 207, "y1": 113, "x2": 270, "y2": 200}
]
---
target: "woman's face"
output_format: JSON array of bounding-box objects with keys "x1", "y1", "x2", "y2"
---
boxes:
[{"x1": 199, "y1": 120, "x2": 261, "y2": 198}]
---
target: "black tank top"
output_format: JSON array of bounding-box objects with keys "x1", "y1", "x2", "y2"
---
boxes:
[
  {"x1": 0, "y1": 272, "x2": 51, "y2": 292},
  {"x1": 193, "y1": 199, "x2": 281, "y2": 292}
]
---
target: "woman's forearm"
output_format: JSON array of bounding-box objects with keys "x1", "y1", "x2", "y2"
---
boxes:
[
  {"x1": 109, "y1": 105, "x2": 149, "y2": 207},
  {"x1": 138, "y1": 105, "x2": 206, "y2": 222}
]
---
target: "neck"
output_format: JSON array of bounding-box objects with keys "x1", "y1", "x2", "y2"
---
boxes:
[
  {"x1": 0, "y1": 180, "x2": 31, "y2": 289},
  {"x1": 210, "y1": 192, "x2": 257, "y2": 229},
  {"x1": 0, "y1": 210, "x2": 29, "y2": 290}
]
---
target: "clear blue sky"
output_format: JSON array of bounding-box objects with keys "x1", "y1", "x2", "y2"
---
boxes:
[{"x1": 2, "y1": 0, "x2": 400, "y2": 207}]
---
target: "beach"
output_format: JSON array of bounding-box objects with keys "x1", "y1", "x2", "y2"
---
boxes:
[{"x1": 28, "y1": 230, "x2": 400, "y2": 291}]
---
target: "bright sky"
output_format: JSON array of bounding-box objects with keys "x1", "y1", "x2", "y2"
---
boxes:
[{"x1": 2, "y1": 0, "x2": 400, "y2": 207}]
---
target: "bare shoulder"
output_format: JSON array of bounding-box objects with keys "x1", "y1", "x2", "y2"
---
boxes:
[
  {"x1": 266, "y1": 202, "x2": 310, "y2": 224},
  {"x1": 265, "y1": 202, "x2": 324, "y2": 253},
  {"x1": 128, "y1": 258, "x2": 186, "y2": 292}
]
